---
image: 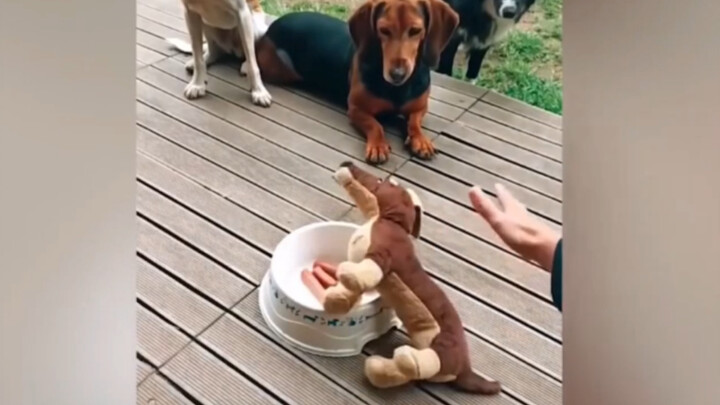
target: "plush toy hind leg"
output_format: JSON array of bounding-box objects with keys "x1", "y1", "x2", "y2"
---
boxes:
[{"x1": 364, "y1": 345, "x2": 441, "y2": 388}]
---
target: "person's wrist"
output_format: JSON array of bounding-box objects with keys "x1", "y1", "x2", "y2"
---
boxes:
[{"x1": 529, "y1": 231, "x2": 561, "y2": 272}]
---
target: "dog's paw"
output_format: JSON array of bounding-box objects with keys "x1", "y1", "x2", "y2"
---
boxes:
[
  {"x1": 406, "y1": 135, "x2": 436, "y2": 160},
  {"x1": 365, "y1": 141, "x2": 391, "y2": 165},
  {"x1": 251, "y1": 86, "x2": 272, "y2": 107},
  {"x1": 183, "y1": 82, "x2": 206, "y2": 99}
]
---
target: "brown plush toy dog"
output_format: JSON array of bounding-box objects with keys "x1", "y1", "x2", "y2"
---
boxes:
[{"x1": 323, "y1": 161, "x2": 501, "y2": 395}]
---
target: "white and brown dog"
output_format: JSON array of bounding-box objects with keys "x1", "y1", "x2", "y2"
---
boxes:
[{"x1": 166, "y1": 0, "x2": 272, "y2": 106}]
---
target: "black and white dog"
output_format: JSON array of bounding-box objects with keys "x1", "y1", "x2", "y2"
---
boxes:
[{"x1": 436, "y1": 0, "x2": 536, "y2": 83}]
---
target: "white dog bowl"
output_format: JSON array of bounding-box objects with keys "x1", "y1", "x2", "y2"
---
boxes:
[{"x1": 259, "y1": 221, "x2": 400, "y2": 357}]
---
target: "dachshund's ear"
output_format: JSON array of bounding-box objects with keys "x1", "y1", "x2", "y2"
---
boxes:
[
  {"x1": 405, "y1": 188, "x2": 423, "y2": 239},
  {"x1": 421, "y1": 0, "x2": 459, "y2": 69},
  {"x1": 348, "y1": 1, "x2": 386, "y2": 51}
]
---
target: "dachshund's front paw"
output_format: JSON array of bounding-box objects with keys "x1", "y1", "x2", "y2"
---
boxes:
[
  {"x1": 365, "y1": 141, "x2": 391, "y2": 165},
  {"x1": 406, "y1": 135, "x2": 436, "y2": 160}
]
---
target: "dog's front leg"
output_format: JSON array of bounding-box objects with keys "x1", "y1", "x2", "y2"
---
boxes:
[
  {"x1": 436, "y1": 35, "x2": 462, "y2": 77},
  {"x1": 237, "y1": 3, "x2": 272, "y2": 107},
  {"x1": 405, "y1": 106, "x2": 436, "y2": 160},
  {"x1": 464, "y1": 48, "x2": 489, "y2": 85},
  {"x1": 349, "y1": 107, "x2": 391, "y2": 164},
  {"x1": 183, "y1": 10, "x2": 208, "y2": 99}
]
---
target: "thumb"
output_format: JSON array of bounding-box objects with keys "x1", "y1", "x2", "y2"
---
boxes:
[{"x1": 469, "y1": 186, "x2": 504, "y2": 227}]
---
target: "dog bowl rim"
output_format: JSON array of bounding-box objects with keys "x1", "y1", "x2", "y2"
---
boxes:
[{"x1": 270, "y1": 220, "x2": 379, "y2": 312}]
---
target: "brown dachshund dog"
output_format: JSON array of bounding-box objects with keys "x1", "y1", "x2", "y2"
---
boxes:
[{"x1": 254, "y1": 1, "x2": 459, "y2": 164}]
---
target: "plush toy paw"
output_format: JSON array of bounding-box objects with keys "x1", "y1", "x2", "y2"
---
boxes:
[
  {"x1": 394, "y1": 346, "x2": 420, "y2": 377},
  {"x1": 337, "y1": 263, "x2": 364, "y2": 293},
  {"x1": 365, "y1": 355, "x2": 405, "y2": 388},
  {"x1": 323, "y1": 285, "x2": 356, "y2": 314},
  {"x1": 332, "y1": 166, "x2": 353, "y2": 186}
]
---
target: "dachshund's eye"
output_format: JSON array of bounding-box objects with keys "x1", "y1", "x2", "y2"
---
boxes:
[
  {"x1": 379, "y1": 27, "x2": 391, "y2": 36},
  {"x1": 408, "y1": 27, "x2": 422, "y2": 37}
]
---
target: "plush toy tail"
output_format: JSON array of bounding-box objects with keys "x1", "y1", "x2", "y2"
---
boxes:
[{"x1": 451, "y1": 370, "x2": 502, "y2": 395}]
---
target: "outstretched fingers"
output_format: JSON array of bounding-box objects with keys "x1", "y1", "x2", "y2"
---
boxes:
[{"x1": 469, "y1": 186, "x2": 504, "y2": 227}]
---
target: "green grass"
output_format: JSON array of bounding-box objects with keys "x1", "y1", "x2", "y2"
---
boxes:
[
  {"x1": 262, "y1": 0, "x2": 352, "y2": 20},
  {"x1": 262, "y1": 0, "x2": 563, "y2": 115}
]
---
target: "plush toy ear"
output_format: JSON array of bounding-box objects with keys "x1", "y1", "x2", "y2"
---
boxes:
[
  {"x1": 348, "y1": 1, "x2": 386, "y2": 52},
  {"x1": 420, "y1": 0, "x2": 460, "y2": 69},
  {"x1": 405, "y1": 188, "x2": 423, "y2": 239}
]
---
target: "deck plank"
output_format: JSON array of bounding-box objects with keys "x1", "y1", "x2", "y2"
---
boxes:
[
  {"x1": 136, "y1": 125, "x2": 321, "y2": 231},
  {"x1": 433, "y1": 135, "x2": 562, "y2": 200},
  {"x1": 137, "y1": 257, "x2": 224, "y2": 336},
  {"x1": 482, "y1": 91, "x2": 562, "y2": 130},
  {"x1": 137, "y1": 303, "x2": 190, "y2": 367},
  {"x1": 136, "y1": 30, "x2": 177, "y2": 57},
  {"x1": 136, "y1": 44, "x2": 166, "y2": 66},
  {"x1": 470, "y1": 102, "x2": 562, "y2": 146},
  {"x1": 198, "y1": 314, "x2": 367, "y2": 405},
  {"x1": 139, "y1": 0, "x2": 185, "y2": 19},
  {"x1": 137, "y1": 4, "x2": 187, "y2": 33},
  {"x1": 429, "y1": 85, "x2": 478, "y2": 109},
  {"x1": 136, "y1": 16, "x2": 187, "y2": 43},
  {"x1": 138, "y1": 373, "x2": 195, "y2": 405},
  {"x1": 137, "y1": 358, "x2": 156, "y2": 385},
  {"x1": 430, "y1": 72, "x2": 489, "y2": 99},
  {"x1": 160, "y1": 343, "x2": 282, "y2": 404},
  {"x1": 137, "y1": 181, "x2": 270, "y2": 284},
  {"x1": 396, "y1": 160, "x2": 562, "y2": 223},
  {"x1": 137, "y1": 153, "x2": 286, "y2": 252},
  {"x1": 457, "y1": 112, "x2": 562, "y2": 162},
  {"x1": 442, "y1": 121, "x2": 562, "y2": 181},
  {"x1": 138, "y1": 217, "x2": 255, "y2": 309},
  {"x1": 135, "y1": 78, "x2": 352, "y2": 218}
]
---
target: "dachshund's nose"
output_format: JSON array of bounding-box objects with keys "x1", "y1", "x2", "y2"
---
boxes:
[
  {"x1": 500, "y1": 5, "x2": 517, "y2": 18},
  {"x1": 390, "y1": 67, "x2": 407, "y2": 84}
]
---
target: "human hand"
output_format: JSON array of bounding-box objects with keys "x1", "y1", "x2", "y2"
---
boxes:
[{"x1": 469, "y1": 184, "x2": 560, "y2": 271}]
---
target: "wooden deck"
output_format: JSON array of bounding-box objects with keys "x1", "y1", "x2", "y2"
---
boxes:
[{"x1": 135, "y1": 0, "x2": 563, "y2": 403}]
